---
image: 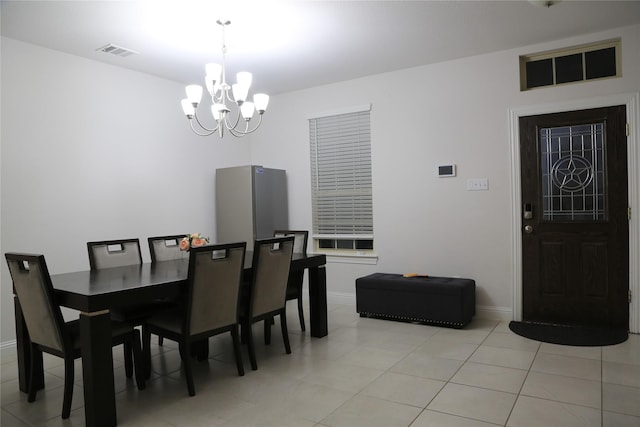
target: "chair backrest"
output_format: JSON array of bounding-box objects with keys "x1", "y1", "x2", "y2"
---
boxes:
[
  {"x1": 273, "y1": 230, "x2": 308, "y2": 255},
  {"x1": 186, "y1": 242, "x2": 246, "y2": 336},
  {"x1": 249, "y1": 236, "x2": 295, "y2": 318},
  {"x1": 5, "y1": 253, "x2": 66, "y2": 353},
  {"x1": 87, "y1": 238, "x2": 142, "y2": 270},
  {"x1": 148, "y1": 235, "x2": 188, "y2": 263}
]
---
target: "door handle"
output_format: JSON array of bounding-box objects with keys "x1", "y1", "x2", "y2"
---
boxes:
[
  {"x1": 524, "y1": 225, "x2": 533, "y2": 234},
  {"x1": 524, "y1": 203, "x2": 533, "y2": 220}
]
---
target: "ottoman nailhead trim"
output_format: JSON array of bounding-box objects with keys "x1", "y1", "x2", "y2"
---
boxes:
[{"x1": 359, "y1": 311, "x2": 464, "y2": 327}]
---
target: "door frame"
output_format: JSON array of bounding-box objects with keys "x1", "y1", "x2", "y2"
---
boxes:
[{"x1": 509, "y1": 92, "x2": 640, "y2": 333}]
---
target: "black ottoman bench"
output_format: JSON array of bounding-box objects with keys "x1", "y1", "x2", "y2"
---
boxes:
[{"x1": 356, "y1": 273, "x2": 476, "y2": 328}]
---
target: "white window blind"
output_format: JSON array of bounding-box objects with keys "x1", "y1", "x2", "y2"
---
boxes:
[{"x1": 309, "y1": 109, "x2": 373, "y2": 245}]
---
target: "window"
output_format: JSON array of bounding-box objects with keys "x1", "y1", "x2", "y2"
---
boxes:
[
  {"x1": 520, "y1": 39, "x2": 620, "y2": 91},
  {"x1": 309, "y1": 105, "x2": 373, "y2": 253}
]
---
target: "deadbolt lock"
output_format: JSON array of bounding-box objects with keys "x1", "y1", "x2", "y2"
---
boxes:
[{"x1": 524, "y1": 203, "x2": 533, "y2": 220}]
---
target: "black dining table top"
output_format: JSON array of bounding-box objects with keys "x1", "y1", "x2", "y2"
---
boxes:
[{"x1": 50, "y1": 252, "x2": 325, "y2": 313}]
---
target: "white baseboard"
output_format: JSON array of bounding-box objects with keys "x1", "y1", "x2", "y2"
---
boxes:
[
  {"x1": 475, "y1": 305, "x2": 513, "y2": 322},
  {"x1": 326, "y1": 291, "x2": 513, "y2": 322},
  {"x1": 327, "y1": 291, "x2": 357, "y2": 306}
]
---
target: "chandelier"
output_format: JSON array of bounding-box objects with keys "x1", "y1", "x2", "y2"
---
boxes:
[{"x1": 180, "y1": 20, "x2": 269, "y2": 138}]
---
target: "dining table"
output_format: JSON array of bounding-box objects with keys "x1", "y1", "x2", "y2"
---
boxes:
[{"x1": 12, "y1": 251, "x2": 327, "y2": 427}]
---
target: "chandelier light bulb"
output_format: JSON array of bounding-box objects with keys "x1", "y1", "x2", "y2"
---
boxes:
[
  {"x1": 232, "y1": 83, "x2": 249, "y2": 103},
  {"x1": 181, "y1": 99, "x2": 195, "y2": 117},
  {"x1": 205, "y1": 63, "x2": 222, "y2": 81},
  {"x1": 240, "y1": 102, "x2": 255, "y2": 120},
  {"x1": 253, "y1": 93, "x2": 269, "y2": 113},
  {"x1": 205, "y1": 76, "x2": 215, "y2": 95},
  {"x1": 211, "y1": 103, "x2": 225, "y2": 121},
  {"x1": 236, "y1": 72, "x2": 252, "y2": 89},
  {"x1": 211, "y1": 105, "x2": 219, "y2": 121},
  {"x1": 185, "y1": 85, "x2": 203, "y2": 106}
]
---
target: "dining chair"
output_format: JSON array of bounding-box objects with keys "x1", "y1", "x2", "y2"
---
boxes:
[
  {"x1": 273, "y1": 230, "x2": 309, "y2": 331},
  {"x1": 86, "y1": 238, "x2": 142, "y2": 270},
  {"x1": 87, "y1": 238, "x2": 171, "y2": 347},
  {"x1": 241, "y1": 236, "x2": 295, "y2": 371},
  {"x1": 141, "y1": 242, "x2": 247, "y2": 396},
  {"x1": 148, "y1": 234, "x2": 189, "y2": 263},
  {"x1": 147, "y1": 234, "x2": 190, "y2": 346},
  {"x1": 5, "y1": 253, "x2": 146, "y2": 419}
]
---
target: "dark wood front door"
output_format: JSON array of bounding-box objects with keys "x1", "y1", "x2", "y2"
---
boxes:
[{"x1": 519, "y1": 106, "x2": 629, "y2": 329}]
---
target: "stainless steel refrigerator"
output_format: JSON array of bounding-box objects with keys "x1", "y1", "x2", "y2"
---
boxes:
[{"x1": 215, "y1": 165, "x2": 289, "y2": 247}]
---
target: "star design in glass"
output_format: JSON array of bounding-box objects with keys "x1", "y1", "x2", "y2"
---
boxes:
[{"x1": 552, "y1": 155, "x2": 593, "y2": 192}]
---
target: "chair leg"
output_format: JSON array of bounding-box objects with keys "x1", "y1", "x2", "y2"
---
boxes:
[
  {"x1": 231, "y1": 326, "x2": 245, "y2": 376},
  {"x1": 61, "y1": 355, "x2": 74, "y2": 419},
  {"x1": 27, "y1": 344, "x2": 39, "y2": 403},
  {"x1": 280, "y1": 309, "x2": 291, "y2": 354},
  {"x1": 142, "y1": 326, "x2": 152, "y2": 379},
  {"x1": 297, "y1": 294, "x2": 306, "y2": 331},
  {"x1": 123, "y1": 340, "x2": 133, "y2": 378},
  {"x1": 264, "y1": 318, "x2": 272, "y2": 345},
  {"x1": 182, "y1": 340, "x2": 196, "y2": 396},
  {"x1": 240, "y1": 322, "x2": 248, "y2": 344},
  {"x1": 131, "y1": 330, "x2": 146, "y2": 390},
  {"x1": 246, "y1": 322, "x2": 258, "y2": 371},
  {"x1": 195, "y1": 339, "x2": 209, "y2": 361}
]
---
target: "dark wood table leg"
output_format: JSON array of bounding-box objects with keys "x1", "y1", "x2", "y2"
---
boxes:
[
  {"x1": 79, "y1": 310, "x2": 117, "y2": 427},
  {"x1": 14, "y1": 296, "x2": 44, "y2": 393},
  {"x1": 308, "y1": 265, "x2": 328, "y2": 338}
]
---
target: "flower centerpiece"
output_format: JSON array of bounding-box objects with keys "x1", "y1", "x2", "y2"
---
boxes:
[{"x1": 179, "y1": 233, "x2": 210, "y2": 251}]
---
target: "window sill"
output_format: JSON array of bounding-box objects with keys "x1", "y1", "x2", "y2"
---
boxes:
[{"x1": 311, "y1": 252, "x2": 378, "y2": 265}]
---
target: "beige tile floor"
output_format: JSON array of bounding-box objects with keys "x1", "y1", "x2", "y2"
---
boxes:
[{"x1": 1, "y1": 301, "x2": 639, "y2": 426}]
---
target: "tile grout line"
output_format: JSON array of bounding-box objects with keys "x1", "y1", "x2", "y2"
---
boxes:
[
  {"x1": 491, "y1": 323, "x2": 540, "y2": 426},
  {"x1": 407, "y1": 322, "x2": 499, "y2": 427},
  {"x1": 414, "y1": 320, "x2": 509, "y2": 426}
]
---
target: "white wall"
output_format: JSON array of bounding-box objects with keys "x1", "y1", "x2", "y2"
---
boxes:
[
  {"x1": 249, "y1": 24, "x2": 640, "y2": 319},
  {"x1": 0, "y1": 38, "x2": 251, "y2": 342},
  {"x1": 2, "y1": 23, "x2": 639, "y2": 344}
]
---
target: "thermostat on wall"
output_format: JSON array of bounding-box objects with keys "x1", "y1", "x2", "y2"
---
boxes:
[{"x1": 438, "y1": 164, "x2": 456, "y2": 177}]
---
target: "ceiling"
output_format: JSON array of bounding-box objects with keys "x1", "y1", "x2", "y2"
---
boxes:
[{"x1": 2, "y1": 0, "x2": 640, "y2": 95}]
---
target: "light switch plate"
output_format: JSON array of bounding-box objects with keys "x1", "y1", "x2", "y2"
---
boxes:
[{"x1": 467, "y1": 178, "x2": 489, "y2": 191}]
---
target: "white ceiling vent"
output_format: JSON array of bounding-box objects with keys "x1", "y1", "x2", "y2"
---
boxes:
[{"x1": 96, "y1": 44, "x2": 138, "y2": 58}]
